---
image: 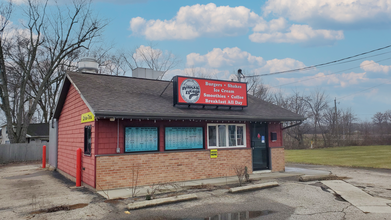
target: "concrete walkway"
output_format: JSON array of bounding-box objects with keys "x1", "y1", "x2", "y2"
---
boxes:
[
  {"x1": 97, "y1": 167, "x2": 319, "y2": 199},
  {"x1": 322, "y1": 180, "x2": 391, "y2": 214},
  {"x1": 285, "y1": 167, "x2": 331, "y2": 176}
]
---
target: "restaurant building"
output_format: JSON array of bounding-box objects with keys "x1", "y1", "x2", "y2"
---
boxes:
[{"x1": 51, "y1": 69, "x2": 304, "y2": 190}]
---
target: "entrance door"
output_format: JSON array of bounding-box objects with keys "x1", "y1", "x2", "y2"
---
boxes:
[{"x1": 251, "y1": 123, "x2": 269, "y2": 170}]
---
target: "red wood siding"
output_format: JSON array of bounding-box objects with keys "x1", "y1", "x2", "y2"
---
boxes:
[
  {"x1": 268, "y1": 123, "x2": 283, "y2": 147},
  {"x1": 96, "y1": 120, "x2": 251, "y2": 155},
  {"x1": 57, "y1": 84, "x2": 95, "y2": 187}
]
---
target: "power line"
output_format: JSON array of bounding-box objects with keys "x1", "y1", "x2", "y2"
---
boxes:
[
  {"x1": 270, "y1": 57, "x2": 391, "y2": 88},
  {"x1": 246, "y1": 44, "x2": 391, "y2": 78},
  {"x1": 337, "y1": 82, "x2": 390, "y2": 101},
  {"x1": 323, "y1": 50, "x2": 391, "y2": 67}
]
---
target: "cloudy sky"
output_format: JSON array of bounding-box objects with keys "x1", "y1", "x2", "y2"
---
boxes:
[{"x1": 9, "y1": 0, "x2": 391, "y2": 121}]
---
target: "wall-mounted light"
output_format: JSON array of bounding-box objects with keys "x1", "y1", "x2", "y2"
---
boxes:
[{"x1": 110, "y1": 118, "x2": 115, "y2": 121}]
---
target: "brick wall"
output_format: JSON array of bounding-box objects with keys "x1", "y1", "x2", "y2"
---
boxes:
[
  {"x1": 270, "y1": 148, "x2": 285, "y2": 172},
  {"x1": 96, "y1": 148, "x2": 252, "y2": 190},
  {"x1": 268, "y1": 123, "x2": 285, "y2": 172},
  {"x1": 57, "y1": 84, "x2": 95, "y2": 187}
]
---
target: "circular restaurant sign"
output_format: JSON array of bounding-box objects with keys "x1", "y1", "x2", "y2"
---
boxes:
[{"x1": 180, "y1": 79, "x2": 201, "y2": 103}]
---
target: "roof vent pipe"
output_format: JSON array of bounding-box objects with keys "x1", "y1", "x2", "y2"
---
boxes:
[{"x1": 77, "y1": 57, "x2": 99, "y2": 74}]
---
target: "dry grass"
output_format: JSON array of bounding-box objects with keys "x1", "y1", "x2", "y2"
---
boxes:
[{"x1": 286, "y1": 145, "x2": 391, "y2": 169}]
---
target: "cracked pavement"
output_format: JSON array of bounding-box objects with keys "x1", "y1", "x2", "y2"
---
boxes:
[{"x1": 1, "y1": 163, "x2": 391, "y2": 219}]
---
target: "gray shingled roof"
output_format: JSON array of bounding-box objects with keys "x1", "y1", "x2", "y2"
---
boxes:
[
  {"x1": 54, "y1": 72, "x2": 305, "y2": 121},
  {"x1": 27, "y1": 123, "x2": 49, "y2": 137}
]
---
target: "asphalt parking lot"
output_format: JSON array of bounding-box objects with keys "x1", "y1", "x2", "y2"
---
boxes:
[{"x1": 0, "y1": 162, "x2": 390, "y2": 220}]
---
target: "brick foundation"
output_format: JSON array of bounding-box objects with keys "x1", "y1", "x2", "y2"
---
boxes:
[
  {"x1": 270, "y1": 148, "x2": 285, "y2": 172},
  {"x1": 96, "y1": 148, "x2": 252, "y2": 190}
]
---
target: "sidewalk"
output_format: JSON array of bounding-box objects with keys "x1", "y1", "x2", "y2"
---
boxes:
[{"x1": 97, "y1": 166, "x2": 328, "y2": 199}]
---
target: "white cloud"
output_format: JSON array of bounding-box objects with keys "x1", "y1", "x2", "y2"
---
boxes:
[
  {"x1": 0, "y1": 15, "x2": 33, "y2": 41},
  {"x1": 365, "y1": 88, "x2": 379, "y2": 97},
  {"x1": 263, "y1": 0, "x2": 391, "y2": 29},
  {"x1": 249, "y1": 24, "x2": 344, "y2": 44},
  {"x1": 164, "y1": 67, "x2": 226, "y2": 80},
  {"x1": 276, "y1": 71, "x2": 367, "y2": 87},
  {"x1": 254, "y1": 58, "x2": 306, "y2": 74},
  {"x1": 252, "y1": 17, "x2": 287, "y2": 32},
  {"x1": 187, "y1": 47, "x2": 264, "y2": 68},
  {"x1": 186, "y1": 47, "x2": 306, "y2": 77},
  {"x1": 129, "y1": 3, "x2": 343, "y2": 45},
  {"x1": 5, "y1": 0, "x2": 26, "y2": 4},
  {"x1": 130, "y1": 3, "x2": 262, "y2": 40},
  {"x1": 360, "y1": 60, "x2": 391, "y2": 73},
  {"x1": 170, "y1": 47, "x2": 307, "y2": 81}
]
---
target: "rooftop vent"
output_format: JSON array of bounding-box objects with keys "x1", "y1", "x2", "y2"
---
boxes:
[
  {"x1": 132, "y1": 67, "x2": 164, "y2": 80},
  {"x1": 78, "y1": 57, "x2": 99, "y2": 74}
]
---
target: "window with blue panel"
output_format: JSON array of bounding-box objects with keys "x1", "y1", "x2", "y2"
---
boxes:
[
  {"x1": 165, "y1": 127, "x2": 204, "y2": 150},
  {"x1": 124, "y1": 127, "x2": 158, "y2": 153}
]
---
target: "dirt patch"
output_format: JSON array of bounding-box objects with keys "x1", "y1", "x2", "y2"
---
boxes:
[
  {"x1": 323, "y1": 176, "x2": 350, "y2": 180},
  {"x1": 188, "y1": 184, "x2": 216, "y2": 190},
  {"x1": 0, "y1": 161, "x2": 41, "y2": 168},
  {"x1": 104, "y1": 198, "x2": 125, "y2": 204},
  {"x1": 12, "y1": 179, "x2": 44, "y2": 188},
  {"x1": 299, "y1": 175, "x2": 350, "y2": 182},
  {"x1": 333, "y1": 193, "x2": 347, "y2": 202},
  {"x1": 30, "y1": 203, "x2": 88, "y2": 214},
  {"x1": 4, "y1": 170, "x2": 48, "y2": 180}
]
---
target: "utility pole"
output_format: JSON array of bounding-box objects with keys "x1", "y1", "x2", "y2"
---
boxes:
[
  {"x1": 334, "y1": 98, "x2": 339, "y2": 146},
  {"x1": 237, "y1": 69, "x2": 244, "y2": 82}
]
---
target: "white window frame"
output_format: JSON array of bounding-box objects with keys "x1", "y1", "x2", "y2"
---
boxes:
[{"x1": 207, "y1": 123, "x2": 246, "y2": 149}]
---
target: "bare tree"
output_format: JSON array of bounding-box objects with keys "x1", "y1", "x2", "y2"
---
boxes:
[
  {"x1": 340, "y1": 107, "x2": 357, "y2": 145},
  {"x1": 372, "y1": 112, "x2": 385, "y2": 125},
  {"x1": 304, "y1": 89, "x2": 329, "y2": 147},
  {"x1": 0, "y1": 0, "x2": 107, "y2": 143},
  {"x1": 122, "y1": 43, "x2": 180, "y2": 79},
  {"x1": 385, "y1": 110, "x2": 391, "y2": 123},
  {"x1": 183, "y1": 66, "x2": 216, "y2": 79},
  {"x1": 283, "y1": 91, "x2": 311, "y2": 148},
  {"x1": 371, "y1": 111, "x2": 391, "y2": 144},
  {"x1": 246, "y1": 76, "x2": 273, "y2": 102}
]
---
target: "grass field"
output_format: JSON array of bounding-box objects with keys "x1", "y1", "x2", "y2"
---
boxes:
[{"x1": 285, "y1": 145, "x2": 391, "y2": 169}]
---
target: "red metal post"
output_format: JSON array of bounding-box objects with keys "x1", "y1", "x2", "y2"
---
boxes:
[
  {"x1": 76, "y1": 148, "x2": 82, "y2": 187},
  {"x1": 42, "y1": 145, "x2": 46, "y2": 168}
]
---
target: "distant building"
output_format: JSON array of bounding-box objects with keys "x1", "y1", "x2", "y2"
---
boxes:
[
  {"x1": 0, "y1": 123, "x2": 49, "y2": 144},
  {"x1": 26, "y1": 123, "x2": 49, "y2": 143}
]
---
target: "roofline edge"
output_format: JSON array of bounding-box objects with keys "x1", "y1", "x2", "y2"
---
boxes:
[{"x1": 94, "y1": 111, "x2": 305, "y2": 122}]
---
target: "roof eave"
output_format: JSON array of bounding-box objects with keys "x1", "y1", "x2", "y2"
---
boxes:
[{"x1": 94, "y1": 111, "x2": 305, "y2": 122}]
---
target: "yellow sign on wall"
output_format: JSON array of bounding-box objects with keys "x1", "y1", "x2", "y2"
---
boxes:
[
  {"x1": 210, "y1": 149, "x2": 217, "y2": 158},
  {"x1": 81, "y1": 112, "x2": 95, "y2": 123}
]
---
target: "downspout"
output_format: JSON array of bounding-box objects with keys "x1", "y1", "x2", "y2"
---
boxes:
[
  {"x1": 117, "y1": 119, "x2": 120, "y2": 153},
  {"x1": 282, "y1": 121, "x2": 303, "y2": 130}
]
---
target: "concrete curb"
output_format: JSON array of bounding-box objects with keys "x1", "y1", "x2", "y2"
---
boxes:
[
  {"x1": 228, "y1": 182, "x2": 279, "y2": 193},
  {"x1": 127, "y1": 194, "x2": 197, "y2": 210},
  {"x1": 299, "y1": 174, "x2": 334, "y2": 182}
]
